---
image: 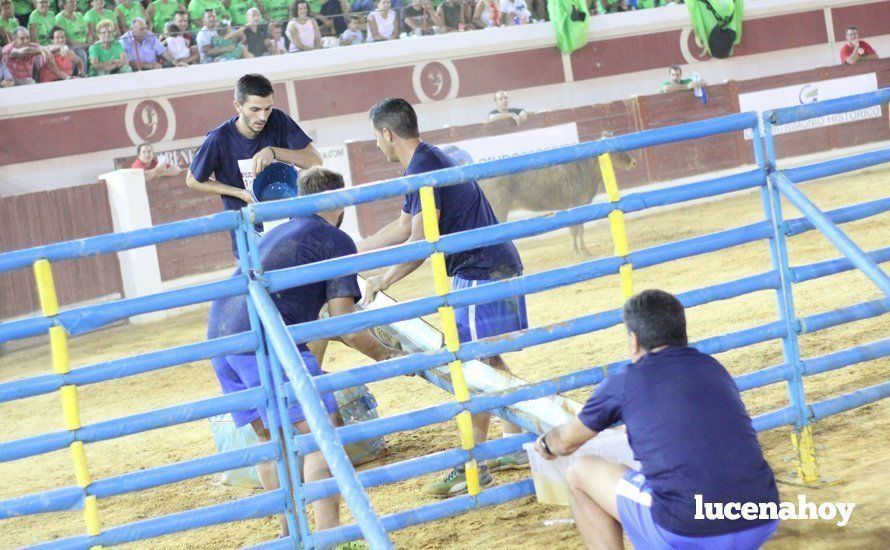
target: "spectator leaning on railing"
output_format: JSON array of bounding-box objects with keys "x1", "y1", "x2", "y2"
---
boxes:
[
  {"x1": 39, "y1": 26, "x2": 83, "y2": 81},
  {"x1": 840, "y1": 25, "x2": 879, "y2": 65},
  {"x1": 89, "y1": 19, "x2": 130, "y2": 74},
  {"x1": 120, "y1": 17, "x2": 186, "y2": 69},
  {"x1": 2, "y1": 26, "x2": 46, "y2": 84}
]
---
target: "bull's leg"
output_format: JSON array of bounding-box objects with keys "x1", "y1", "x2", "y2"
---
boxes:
[{"x1": 570, "y1": 225, "x2": 591, "y2": 257}]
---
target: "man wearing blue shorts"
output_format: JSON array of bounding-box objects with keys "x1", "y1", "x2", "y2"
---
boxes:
[
  {"x1": 535, "y1": 289, "x2": 780, "y2": 549},
  {"x1": 207, "y1": 166, "x2": 404, "y2": 535},
  {"x1": 187, "y1": 73, "x2": 323, "y2": 257},
  {"x1": 358, "y1": 97, "x2": 529, "y2": 497}
]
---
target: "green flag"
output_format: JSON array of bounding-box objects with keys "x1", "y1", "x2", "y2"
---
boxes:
[
  {"x1": 687, "y1": 0, "x2": 744, "y2": 58},
  {"x1": 548, "y1": 0, "x2": 590, "y2": 54}
]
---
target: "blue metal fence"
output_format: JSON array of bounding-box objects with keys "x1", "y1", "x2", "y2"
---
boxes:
[{"x1": 0, "y1": 88, "x2": 887, "y2": 548}]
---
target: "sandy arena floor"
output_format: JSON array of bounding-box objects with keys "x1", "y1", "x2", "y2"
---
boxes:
[{"x1": 1, "y1": 167, "x2": 888, "y2": 549}]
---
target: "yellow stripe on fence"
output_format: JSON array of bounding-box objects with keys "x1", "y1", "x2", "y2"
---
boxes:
[
  {"x1": 33, "y1": 259, "x2": 102, "y2": 543},
  {"x1": 418, "y1": 187, "x2": 481, "y2": 495},
  {"x1": 599, "y1": 154, "x2": 634, "y2": 300}
]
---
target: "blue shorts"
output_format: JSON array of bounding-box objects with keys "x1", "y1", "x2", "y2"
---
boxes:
[
  {"x1": 616, "y1": 471, "x2": 779, "y2": 549},
  {"x1": 210, "y1": 350, "x2": 339, "y2": 429},
  {"x1": 452, "y1": 274, "x2": 529, "y2": 344}
]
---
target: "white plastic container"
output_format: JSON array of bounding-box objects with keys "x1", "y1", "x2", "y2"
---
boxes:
[{"x1": 524, "y1": 428, "x2": 640, "y2": 506}]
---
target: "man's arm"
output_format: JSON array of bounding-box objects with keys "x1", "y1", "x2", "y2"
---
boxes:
[
  {"x1": 252, "y1": 143, "x2": 322, "y2": 177},
  {"x1": 186, "y1": 169, "x2": 254, "y2": 203},
  {"x1": 360, "y1": 211, "x2": 430, "y2": 305},
  {"x1": 9, "y1": 45, "x2": 43, "y2": 57},
  {"x1": 327, "y1": 296, "x2": 406, "y2": 361},
  {"x1": 535, "y1": 416, "x2": 597, "y2": 460},
  {"x1": 357, "y1": 210, "x2": 413, "y2": 253}
]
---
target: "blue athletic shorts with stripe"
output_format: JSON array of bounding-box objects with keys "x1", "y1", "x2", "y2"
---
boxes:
[
  {"x1": 210, "y1": 349, "x2": 339, "y2": 429},
  {"x1": 452, "y1": 274, "x2": 529, "y2": 344},
  {"x1": 616, "y1": 470, "x2": 780, "y2": 549}
]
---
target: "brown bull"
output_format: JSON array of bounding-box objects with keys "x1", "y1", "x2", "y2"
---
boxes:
[{"x1": 479, "y1": 134, "x2": 637, "y2": 256}]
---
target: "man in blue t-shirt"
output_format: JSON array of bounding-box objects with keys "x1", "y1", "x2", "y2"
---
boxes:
[
  {"x1": 535, "y1": 289, "x2": 780, "y2": 549},
  {"x1": 359, "y1": 97, "x2": 529, "y2": 498},
  {"x1": 187, "y1": 73, "x2": 322, "y2": 256},
  {"x1": 207, "y1": 166, "x2": 404, "y2": 536}
]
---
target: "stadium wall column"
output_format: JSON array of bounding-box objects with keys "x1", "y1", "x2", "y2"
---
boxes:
[{"x1": 100, "y1": 168, "x2": 166, "y2": 324}]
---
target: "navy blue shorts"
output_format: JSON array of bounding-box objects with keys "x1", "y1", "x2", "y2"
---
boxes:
[
  {"x1": 616, "y1": 470, "x2": 780, "y2": 549},
  {"x1": 452, "y1": 274, "x2": 529, "y2": 344},
  {"x1": 210, "y1": 350, "x2": 339, "y2": 429}
]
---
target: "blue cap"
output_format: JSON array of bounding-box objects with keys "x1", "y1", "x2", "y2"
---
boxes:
[{"x1": 253, "y1": 162, "x2": 299, "y2": 202}]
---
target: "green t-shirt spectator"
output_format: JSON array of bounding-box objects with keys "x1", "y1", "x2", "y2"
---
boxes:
[
  {"x1": 1, "y1": 15, "x2": 18, "y2": 37},
  {"x1": 306, "y1": 0, "x2": 322, "y2": 14},
  {"x1": 88, "y1": 39, "x2": 125, "y2": 74},
  {"x1": 188, "y1": 0, "x2": 229, "y2": 27},
  {"x1": 115, "y1": 0, "x2": 145, "y2": 27},
  {"x1": 77, "y1": 0, "x2": 91, "y2": 11},
  {"x1": 55, "y1": 11, "x2": 89, "y2": 44},
  {"x1": 263, "y1": 0, "x2": 287, "y2": 22},
  {"x1": 29, "y1": 9, "x2": 56, "y2": 45},
  {"x1": 84, "y1": 7, "x2": 117, "y2": 31},
  {"x1": 227, "y1": 0, "x2": 261, "y2": 25},
  {"x1": 148, "y1": 0, "x2": 183, "y2": 30},
  {"x1": 662, "y1": 78, "x2": 691, "y2": 87},
  {"x1": 636, "y1": 0, "x2": 660, "y2": 8},
  {"x1": 13, "y1": 0, "x2": 30, "y2": 18}
]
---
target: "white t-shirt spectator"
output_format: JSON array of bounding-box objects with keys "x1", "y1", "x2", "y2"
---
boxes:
[
  {"x1": 196, "y1": 26, "x2": 216, "y2": 63},
  {"x1": 499, "y1": 0, "x2": 530, "y2": 21},
  {"x1": 165, "y1": 35, "x2": 190, "y2": 61},
  {"x1": 366, "y1": 10, "x2": 395, "y2": 42},
  {"x1": 340, "y1": 28, "x2": 363, "y2": 45}
]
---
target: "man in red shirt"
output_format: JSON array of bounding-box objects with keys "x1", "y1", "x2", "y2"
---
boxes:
[
  {"x1": 131, "y1": 142, "x2": 183, "y2": 182},
  {"x1": 840, "y1": 26, "x2": 879, "y2": 65},
  {"x1": 1, "y1": 27, "x2": 46, "y2": 84}
]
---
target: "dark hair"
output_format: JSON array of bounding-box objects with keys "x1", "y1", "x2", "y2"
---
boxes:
[
  {"x1": 668, "y1": 64, "x2": 681, "y2": 73},
  {"x1": 235, "y1": 73, "x2": 274, "y2": 103},
  {"x1": 50, "y1": 25, "x2": 66, "y2": 38},
  {"x1": 298, "y1": 166, "x2": 345, "y2": 196},
  {"x1": 622, "y1": 289, "x2": 688, "y2": 351},
  {"x1": 290, "y1": 0, "x2": 310, "y2": 18},
  {"x1": 174, "y1": 10, "x2": 188, "y2": 17},
  {"x1": 349, "y1": 14, "x2": 361, "y2": 22},
  {"x1": 369, "y1": 97, "x2": 419, "y2": 139},
  {"x1": 136, "y1": 142, "x2": 152, "y2": 156},
  {"x1": 846, "y1": 25, "x2": 859, "y2": 33}
]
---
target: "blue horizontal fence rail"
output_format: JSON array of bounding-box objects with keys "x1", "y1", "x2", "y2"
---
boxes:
[{"x1": 1, "y1": 90, "x2": 888, "y2": 548}]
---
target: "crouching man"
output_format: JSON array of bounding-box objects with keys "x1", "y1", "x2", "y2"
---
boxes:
[
  {"x1": 535, "y1": 289, "x2": 780, "y2": 549},
  {"x1": 207, "y1": 166, "x2": 404, "y2": 536}
]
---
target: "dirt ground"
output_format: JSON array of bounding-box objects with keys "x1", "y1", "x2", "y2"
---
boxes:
[{"x1": 1, "y1": 167, "x2": 888, "y2": 549}]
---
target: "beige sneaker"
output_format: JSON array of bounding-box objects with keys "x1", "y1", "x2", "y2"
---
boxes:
[{"x1": 424, "y1": 465, "x2": 493, "y2": 498}]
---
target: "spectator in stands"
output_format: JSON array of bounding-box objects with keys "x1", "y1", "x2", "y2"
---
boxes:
[
  {"x1": 188, "y1": 0, "x2": 229, "y2": 27},
  {"x1": 13, "y1": 0, "x2": 29, "y2": 28},
  {"x1": 162, "y1": 21, "x2": 192, "y2": 62},
  {"x1": 338, "y1": 13, "x2": 361, "y2": 44},
  {"x1": 131, "y1": 142, "x2": 183, "y2": 180},
  {"x1": 320, "y1": 0, "x2": 349, "y2": 36},
  {"x1": 2, "y1": 26, "x2": 46, "y2": 84},
  {"x1": 120, "y1": 17, "x2": 184, "y2": 69},
  {"x1": 84, "y1": 0, "x2": 117, "y2": 41},
  {"x1": 286, "y1": 0, "x2": 320, "y2": 50},
  {"x1": 39, "y1": 26, "x2": 83, "y2": 80},
  {"x1": 598, "y1": 0, "x2": 629, "y2": 13},
  {"x1": 499, "y1": 0, "x2": 530, "y2": 25},
  {"x1": 225, "y1": 0, "x2": 263, "y2": 27},
  {"x1": 28, "y1": 0, "x2": 55, "y2": 45},
  {"x1": 88, "y1": 19, "x2": 130, "y2": 73},
  {"x1": 265, "y1": 20, "x2": 285, "y2": 53},
  {"x1": 242, "y1": 7, "x2": 267, "y2": 56},
  {"x1": 263, "y1": 0, "x2": 289, "y2": 24},
  {"x1": 404, "y1": 0, "x2": 439, "y2": 36},
  {"x1": 535, "y1": 289, "x2": 779, "y2": 550},
  {"x1": 55, "y1": 0, "x2": 89, "y2": 72},
  {"x1": 488, "y1": 90, "x2": 528, "y2": 124},
  {"x1": 660, "y1": 64, "x2": 699, "y2": 93},
  {"x1": 115, "y1": 0, "x2": 146, "y2": 35},
  {"x1": 1, "y1": 0, "x2": 18, "y2": 46},
  {"x1": 212, "y1": 18, "x2": 250, "y2": 59},
  {"x1": 196, "y1": 7, "x2": 218, "y2": 61},
  {"x1": 472, "y1": 0, "x2": 499, "y2": 28},
  {"x1": 840, "y1": 26, "x2": 879, "y2": 65},
  {"x1": 437, "y1": 0, "x2": 468, "y2": 32},
  {"x1": 366, "y1": 0, "x2": 396, "y2": 42},
  {"x1": 146, "y1": 0, "x2": 186, "y2": 32}
]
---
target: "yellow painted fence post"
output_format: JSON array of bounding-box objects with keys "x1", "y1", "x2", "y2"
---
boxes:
[
  {"x1": 598, "y1": 153, "x2": 634, "y2": 300},
  {"x1": 33, "y1": 260, "x2": 102, "y2": 542},
  {"x1": 418, "y1": 187, "x2": 482, "y2": 495}
]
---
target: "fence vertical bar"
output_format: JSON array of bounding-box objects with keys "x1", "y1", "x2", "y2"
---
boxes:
[
  {"x1": 33, "y1": 259, "x2": 102, "y2": 543},
  {"x1": 757, "y1": 113, "x2": 820, "y2": 484},
  {"x1": 418, "y1": 186, "x2": 482, "y2": 495},
  {"x1": 599, "y1": 153, "x2": 633, "y2": 300},
  {"x1": 235, "y1": 220, "x2": 307, "y2": 545}
]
